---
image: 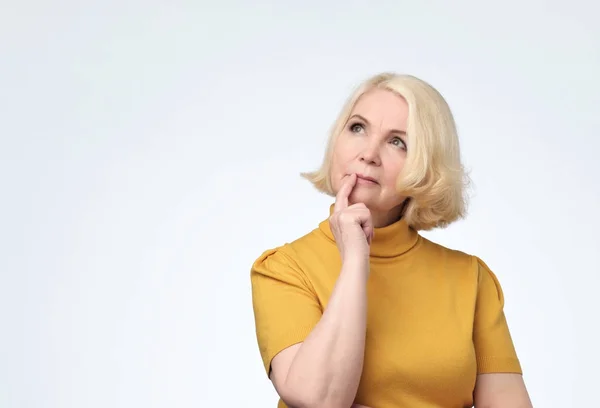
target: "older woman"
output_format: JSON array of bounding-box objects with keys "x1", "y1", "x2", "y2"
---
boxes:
[{"x1": 250, "y1": 72, "x2": 532, "y2": 408}]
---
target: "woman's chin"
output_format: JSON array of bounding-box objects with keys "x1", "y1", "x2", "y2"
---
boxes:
[{"x1": 349, "y1": 190, "x2": 378, "y2": 207}]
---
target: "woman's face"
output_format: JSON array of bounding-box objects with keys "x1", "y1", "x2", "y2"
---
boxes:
[{"x1": 330, "y1": 88, "x2": 409, "y2": 225}]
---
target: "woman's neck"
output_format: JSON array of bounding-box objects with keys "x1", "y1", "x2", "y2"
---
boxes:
[
  {"x1": 321, "y1": 202, "x2": 419, "y2": 258},
  {"x1": 367, "y1": 202, "x2": 406, "y2": 228}
]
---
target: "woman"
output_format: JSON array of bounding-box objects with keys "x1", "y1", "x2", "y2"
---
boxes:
[{"x1": 250, "y1": 72, "x2": 532, "y2": 408}]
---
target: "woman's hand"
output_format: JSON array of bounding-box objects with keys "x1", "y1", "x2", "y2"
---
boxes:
[{"x1": 329, "y1": 173, "x2": 374, "y2": 263}]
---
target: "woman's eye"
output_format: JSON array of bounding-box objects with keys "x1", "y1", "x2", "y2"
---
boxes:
[
  {"x1": 391, "y1": 137, "x2": 406, "y2": 149},
  {"x1": 350, "y1": 123, "x2": 364, "y2": 133}
]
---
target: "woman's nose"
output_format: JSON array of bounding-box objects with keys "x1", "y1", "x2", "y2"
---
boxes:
[{"x1": 359, "y1": 143, "x2": 381, "y2": 165}]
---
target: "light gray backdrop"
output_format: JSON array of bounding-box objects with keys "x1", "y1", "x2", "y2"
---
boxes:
[{"x1": 1, "y1": 1, "x2": 598, "y2": 407}]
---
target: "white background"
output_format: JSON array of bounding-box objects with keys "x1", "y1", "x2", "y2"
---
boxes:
[{"x1": 1, "y1": 1, "x2": 599, "y2": 407}]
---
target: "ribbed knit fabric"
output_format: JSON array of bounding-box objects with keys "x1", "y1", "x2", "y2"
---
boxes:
[{"x1": 251, "y1": 205, "x2": 522, "y2": 408}]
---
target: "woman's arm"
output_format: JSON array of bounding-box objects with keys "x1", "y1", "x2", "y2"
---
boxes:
[
  {"x1": 270, "y1": 175, "x2": 373, "y2": 408},
  {"x1": 474, "y1": 373, "x2": 533, "y2": 407},
  {"x1": 270, "y1": 257, "x2": 369, "y2": 408}
]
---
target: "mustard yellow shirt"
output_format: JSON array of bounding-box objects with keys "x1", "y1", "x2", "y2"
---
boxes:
[{"x1": 251, "y1": 206, "x2": 522, "y2": 408}]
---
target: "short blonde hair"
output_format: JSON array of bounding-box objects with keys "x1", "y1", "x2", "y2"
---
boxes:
[{"x1": 301, "y1": 72, "x2": 470, "y2": 231}]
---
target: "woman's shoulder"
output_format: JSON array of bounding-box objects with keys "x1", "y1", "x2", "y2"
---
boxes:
[
  {"x1": 250, "y1": 226, "x2": 327, "y2": 276},
  {"x1": 421, "y1": 237, "x2": 509, "y2": 288},
  {"x1": 418, "y1": 236, "x2": 483, "y2": 273}
]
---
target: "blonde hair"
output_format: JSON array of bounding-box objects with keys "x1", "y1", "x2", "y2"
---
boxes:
[{"x1": 301, "y1": 72, "x2": 471, "y2": 231}]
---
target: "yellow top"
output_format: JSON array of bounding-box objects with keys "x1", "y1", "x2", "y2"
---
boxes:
[{"x1": 251, "y1": 206, "x2": 522, "y2": 408}]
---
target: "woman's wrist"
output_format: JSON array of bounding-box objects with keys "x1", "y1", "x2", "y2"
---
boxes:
[{"x1": 341, "y1": 255, "x2": 370, "y2": 277}]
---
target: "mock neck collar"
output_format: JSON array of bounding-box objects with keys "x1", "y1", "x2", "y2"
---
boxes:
[{"x1": 318, "y1": 204, "x2": 420, "y2": 258}]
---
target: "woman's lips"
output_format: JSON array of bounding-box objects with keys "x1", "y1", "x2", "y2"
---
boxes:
[{"x1": 355, "y1": 174, "x2": 378, "y2": 184}]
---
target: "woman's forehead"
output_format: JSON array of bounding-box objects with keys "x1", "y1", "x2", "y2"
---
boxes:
[{"x1": 350, "y1": 89, "x2": 408, "y2": 129}]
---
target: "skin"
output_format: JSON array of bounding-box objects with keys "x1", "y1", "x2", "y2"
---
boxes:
[
  {"x1": 330, "y1": 88, "x2": 409, "y2": 228},
  {"x1": 270, "y1": 174, "x2": 371, "y2": 408}
]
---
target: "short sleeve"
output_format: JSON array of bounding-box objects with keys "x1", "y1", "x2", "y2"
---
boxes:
[
  {"x1": 250, "y1": 246, "x2": 323, "y2": 377},
  {"x1": 473, "y1": 257, "x2": 523, "y2": 374}
]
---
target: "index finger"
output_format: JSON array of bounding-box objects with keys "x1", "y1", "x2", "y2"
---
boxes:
[{"x1": 334, "y1": 173, "x2": 357, "y2": 213}]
